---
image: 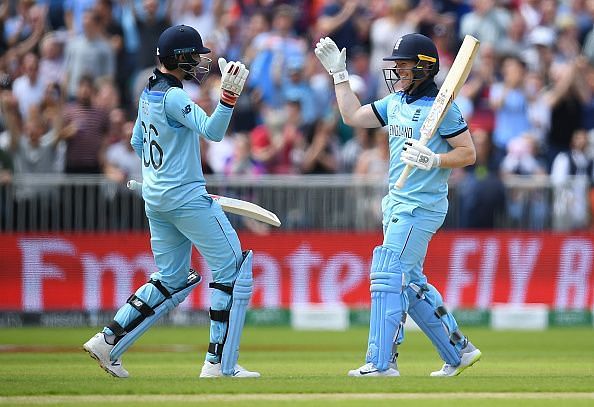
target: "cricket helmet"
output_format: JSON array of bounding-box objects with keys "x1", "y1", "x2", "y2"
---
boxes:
[
  {"x1": 156, "y1": 25, "x2": 212, "y2": 83},
  {"x1": 382, "y1": 33, "x2": 439, "y2": 93}
]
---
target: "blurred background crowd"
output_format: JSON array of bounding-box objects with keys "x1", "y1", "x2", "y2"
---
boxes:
[{"x1": 0, "y1": 0, "x2": 593, "y2": 230}]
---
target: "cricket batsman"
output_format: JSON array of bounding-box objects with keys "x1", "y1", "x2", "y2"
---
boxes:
[
  {"x1": 315, "y1": 33, "x2": 482, "y2": 376},
  {"x1": 84, "y1": 25, "x2": 259, "y2": 378}
]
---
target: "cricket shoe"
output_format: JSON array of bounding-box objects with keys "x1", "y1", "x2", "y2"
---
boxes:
[
  {"x1": 83, "y1": 332, "x2": 129, "y2": 378},
  {"x1": 348, "y1": 362, "x2": 400, "y2": 377},
  {"x1": 430, "y1": 341, "x2": 482, "y2": 377},
  {"x1": 200, "y1": 361, "x2": 261, "y2": 378}
]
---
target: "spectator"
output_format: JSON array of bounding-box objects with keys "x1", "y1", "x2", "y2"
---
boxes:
[
  {"x1": 340, "y1": 126, "x2": 373, "y2": 173},
  {"x1": 135, "y1": 0, "x2": 170, "y2": 71},
  {"x1": 543, "y1": 59, "x2": 589, "y2": 166},
  {"x1": 64, "y1": 0, "x2": 97, "y2": 35},
  {"x1": 500, "y1": 133, "x2": 548, "y2": 230},
  {"x1": 456, "y1": 127, "x2": 505, "y2": 228},
  {"x1": 63, "y1": 9, "x2": 115, "y2": 98},
  {"x1": 369, "y1": 0, "x2": 417, "y2": 76},
  {"x1": 103, "y1": 119, "x2": 141, "y2": 184},
  {"x1": 11, "y1": 52, "x2": 45, "y2": 120},
  {"x1": 94, "y1": 0, "x2": 127, "y2": 104},
  {"x1": 459, "y1": 0, "x2": 511, "y2": 46},
  {"x1": 489, "y1": 55, "x2": 531, "y2": 161},
  {"x1": 316, "y1": 0, "x2": 371, "y2": 52},
  {"x1": 279, "y1": 55, "x2": 318, "y2": 126},
  {"x1": 62, "y1": 75, "x2": 109, "y2": 173},
  {"x1": 38, "y1": 32, "x2": 65, "y2": 88},
  {"x1": 248, "y1": 4, "x2": 306, "y2": 107},
  {"x1": 224, "y1": 132, "x2": 264, "y2": 177},
  {"x1": 550, "y1": 128, "x2": 593, "y2": 229},
  {"x1": 298, "y1": 117, "x2": 338, "y2": 174},
  {"x1": 353, "y1": 127, "x2": 388, "y2": 176},
  {"x1": 0, "y1": 93, "x2": 66, "y2": 199}
]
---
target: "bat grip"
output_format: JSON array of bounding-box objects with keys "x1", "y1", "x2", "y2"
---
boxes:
[
  {"x1": 127, "y1": 180, "x2": 142, "y2": 191},
  {"x1": 395, "y1": 165, "x2": 413, "y2": 189}
]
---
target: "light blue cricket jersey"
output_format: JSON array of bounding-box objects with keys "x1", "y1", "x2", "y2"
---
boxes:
[
  {"x1": 371, "y1": 81, "x2": 468, "y2": 214},
  {"x1": 131, "y1": 69, "x2": 233, "y2": 211}
]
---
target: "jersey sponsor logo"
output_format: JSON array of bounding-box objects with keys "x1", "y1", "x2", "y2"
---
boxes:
[
  {"x1": 182, "y1": 104, "x2": 192, "y2": 117},
  {"x1": 412, "y1": 108, "x2": 421, "y2": 122},
  {"x1": 388, "y1": 124, "x2": 413, "y2": 139}
]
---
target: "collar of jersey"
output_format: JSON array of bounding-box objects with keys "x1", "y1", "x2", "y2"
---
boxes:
[
  {"x1": 149, "y1": 68, "x2": 183, "y2": 90},
  {"x1": 404, "y1": 80, "x2": 438, "y2": 104}
]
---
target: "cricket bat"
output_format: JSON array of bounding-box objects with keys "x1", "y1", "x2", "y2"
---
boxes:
[
  {"x1": 394, "y1": 35, "x2": 480, "y2": 189},
  {"x1": 127, "y1": 180, "x2": 281, "y2": 227}
]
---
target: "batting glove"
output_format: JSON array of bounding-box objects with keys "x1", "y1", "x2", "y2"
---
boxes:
[
  {"x1": 218, "y1": 58, "x2": 249, "y2": 107},
  {"x1": 401, "y1": 139, "x2": 441, "y2": 171},
  {"x1": 314, "y1": 37, "x2": 348, "y2": 84}
]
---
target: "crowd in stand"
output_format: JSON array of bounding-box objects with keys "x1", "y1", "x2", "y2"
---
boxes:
[{"x1": 0, "y1": 0, "x2": 593, "y2": 229}]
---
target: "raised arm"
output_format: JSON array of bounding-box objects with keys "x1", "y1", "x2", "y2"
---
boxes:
[{"x1": 314, "y1": 37, "x2": 381, "y2": 128}]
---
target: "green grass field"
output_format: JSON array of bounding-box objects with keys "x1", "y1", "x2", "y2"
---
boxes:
[{"x1": 0, "y1": 326, "x2": 593, "y2": 406}]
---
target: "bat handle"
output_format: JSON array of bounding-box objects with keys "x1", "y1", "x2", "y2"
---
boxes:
[
  {"x1": 127, "y1": 180, "x2": 142, "y2": 191},
  {"x1": 395, "y1": 165, "x2": 413, "y2": 189}
]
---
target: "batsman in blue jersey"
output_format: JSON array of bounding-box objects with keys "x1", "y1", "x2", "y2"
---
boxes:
[
  {"x1": 84, "y1": 25, "x2": 259, "y2": 378},
  {"x1": 316, "y1": 33, "x2": 482, "y2": 377}
]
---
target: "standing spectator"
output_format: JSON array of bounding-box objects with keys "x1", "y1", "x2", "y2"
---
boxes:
[
  {"x1": 279, "y1": 55, "x2": 318, "y2": 126},
  {"x1": 456, "y1": 127, "x2": 505, "y2": 228},
  {"x1": 62, "y1": 75, "x2": 109, "y2": 173},
  {"x1": 174, "y1": 0, "x2": 215, "y2": 43},
  {"x1": 0, "y1": 93, "x2": 66, "y2": 199},
  {"x1": 489, "y1": 55, "x2": 531, "y2": 162},
  {"x1": 64, "y1": 0, "x2": 97, "y2": 35},
  {"x1": 543, "y1": 59, "x2": 589, "y2": 166},
  {"x1": 38, "y1": 32, "x2": 65, "y2": 88},
  {"x1": 11, "y1": 52, "x2": 44, "y2": 120},
  {"x1": 135, "y1": 0, "x2": 170, "y2": 71},
  {"x1": 224, "y1": 133, "x2": 264, "y2": 177},
  {"x1": 103, "y1": 119, "x2": 141, "y2": 184},
  {"x1": 369, "y1": 0, "x2": 416, "y2": 76},
  {"x1": 550, "y1": 128, "x2": 593, "y2": 229},
  {"x1": 94, "y1": 0, "x2": 128, "y2": 104},
  {"x1": 298, "y1": 117, "x2": 338, "y2": 174},
  {"x1": 63, "y1": 9, "x2": 115, "y2": 98},
  {"x1": 248, "y1": 5, "x2": 306, "y2": 107},
  {"x1": 500, "y1": 133, "x2": 548, "y2": 230},
  {"x1": 316, "y1": 0, "x2": 371, "y2": 51},
  {"x1": 459, "y1": 0, "x2": 511, "y2": 46}
]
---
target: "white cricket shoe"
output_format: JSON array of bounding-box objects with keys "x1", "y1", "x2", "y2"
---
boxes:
[
  {"x1": 83, "y1": 332, "x2": 129, "y2": 378},
  {"x1": 348, "y1": 362, "x2": 400, "y2": 377},
  {"x1": 430, "y1": 342, "x2": 482, "y2": 377},
  {"x1": 200, "y1": 361, "x2": 261, "y2": 378}
]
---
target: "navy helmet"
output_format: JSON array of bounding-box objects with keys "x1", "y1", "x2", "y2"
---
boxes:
[
  {"x1": 382, "y1": 33, "x2": 439, "y2": 93},
  {"x1": 156, "y1": 25, "x2": 211, "y2": 83}
]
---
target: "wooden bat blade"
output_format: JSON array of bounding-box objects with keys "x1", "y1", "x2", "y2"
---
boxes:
[
  {"x1": 127, "y1": 180, "x2": 281, "y2": 227},
  {"x1": 210, "y1": 195, "x2": 282, "y2": 227},
  {"x1": 395, "y1": 35, "x2": 480, "y2": 190}
]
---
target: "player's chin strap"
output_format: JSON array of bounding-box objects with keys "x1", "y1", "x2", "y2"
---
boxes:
[
  {"x1": 208, "y1": 250, "x2": 254, "y2": 376},
  {"x1": 108, "y1": 269, "x2": 202, "y2": 361}
]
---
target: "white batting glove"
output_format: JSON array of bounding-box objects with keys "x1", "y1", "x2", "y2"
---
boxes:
[
  {"x1": 314, "y1": 37, "x2": 348, "y2": 84},
  {"x1": 401, "y1": 139, "x2": 441, "y2": 171},
  {"x1": 218, "y1": 57, "x2": 249, "y2": 106}
]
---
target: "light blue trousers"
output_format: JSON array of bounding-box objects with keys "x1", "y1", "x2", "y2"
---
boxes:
[
  {"x1": 382, "y1": 202, "x2": 463, "y2": 351},
  {"x1": 109, "y1": 195, "x2": 243, "y2": 362}
]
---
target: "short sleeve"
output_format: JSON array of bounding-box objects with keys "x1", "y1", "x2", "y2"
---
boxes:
[
  {"x1": 371, "y1": 94, "x2": 391, "y2": 127},
  {"x1": 439, "y1": 102, "x2": 468, "y2": 139}
]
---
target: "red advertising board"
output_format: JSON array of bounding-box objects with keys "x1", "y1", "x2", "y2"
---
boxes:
[{"x1": 1, "y1": 231, "x2": 593, "y2": 311}]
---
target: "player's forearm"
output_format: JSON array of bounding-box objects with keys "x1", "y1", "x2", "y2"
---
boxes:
[
  {"x1": 202, "y1": 102, "x2": 233, "y2": 142},
  {"x1": 438, "y1": 145, "x2": 476, "y2": 168},
  {"x1": 335, "y1": 82, "x2": 362, "y2": 126}
]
